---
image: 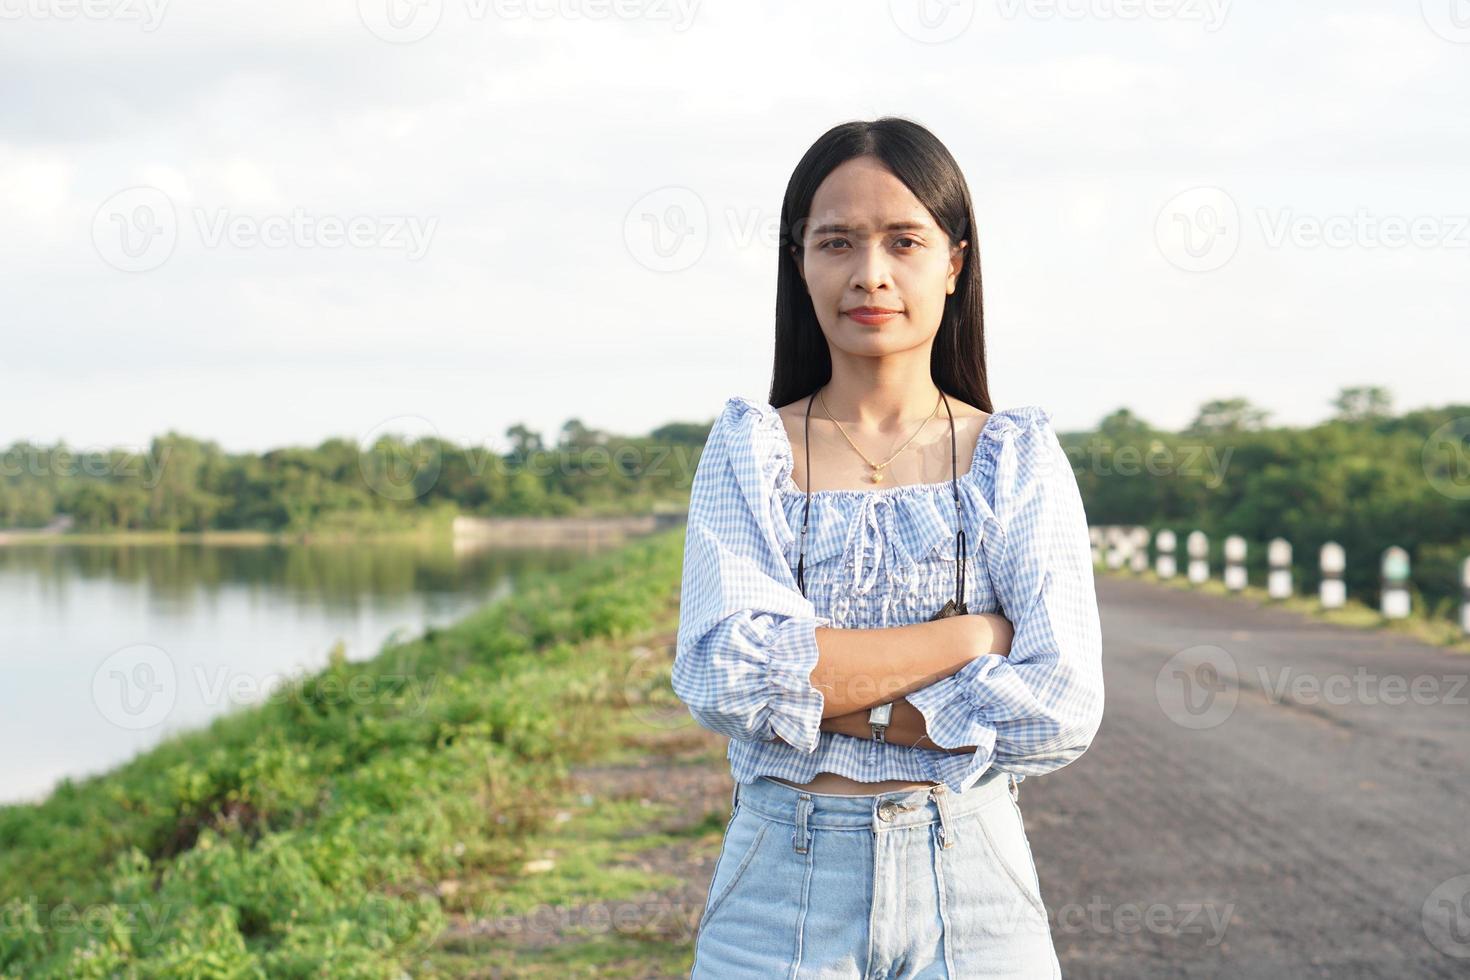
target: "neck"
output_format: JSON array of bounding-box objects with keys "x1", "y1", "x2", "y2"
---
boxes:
[{"x1": 818, "y1": 370, "x2": 943, "y2": 431}]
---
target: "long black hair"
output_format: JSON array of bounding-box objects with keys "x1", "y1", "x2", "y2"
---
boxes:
[{"x1": 769, "y1": 116, "x2": 991, "y2": 414}]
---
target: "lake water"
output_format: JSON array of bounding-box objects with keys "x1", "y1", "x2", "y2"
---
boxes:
[{"x1": 0, "y1": 539, "x2": 586, "y2": 807}]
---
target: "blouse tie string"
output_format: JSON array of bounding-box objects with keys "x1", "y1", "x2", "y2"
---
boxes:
[{"x1": 852, "y1": 495, "x2": 899, "y2": 594}]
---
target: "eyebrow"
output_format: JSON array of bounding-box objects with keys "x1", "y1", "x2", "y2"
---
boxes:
[{"x1": 807, "y1": 220, "x2": 932, "y2": 236}]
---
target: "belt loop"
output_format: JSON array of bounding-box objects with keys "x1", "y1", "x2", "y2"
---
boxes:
[
  {"x1": 731, "y1": 780, "x2": 740, "y2": 814},
  {"x1": 793, "y1": 793, "x2": 813, "y2": 853},
  {"x1": 1008, "y1": 772, "x2": 1019, "y2": 802},
  {"x1": 931, "y1": 783, "x2": 957, "y2": 849}
]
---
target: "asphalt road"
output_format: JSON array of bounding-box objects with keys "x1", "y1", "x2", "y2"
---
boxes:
[{"x1": 1020, "y1": 575, "x2": 1470, "y2": 979}]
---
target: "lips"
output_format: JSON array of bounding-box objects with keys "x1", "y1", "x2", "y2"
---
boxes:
[{"x1": 843, "y1": 307, "x2": 903, "y2": 324}]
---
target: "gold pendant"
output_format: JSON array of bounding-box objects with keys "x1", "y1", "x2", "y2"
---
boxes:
[{"x1": 870, "y1": 466, "x2": 885, "y2": 484}]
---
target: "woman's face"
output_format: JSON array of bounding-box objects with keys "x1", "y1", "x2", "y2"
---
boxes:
[{"x1": 792, "y1": 155, "x2": 966, "y2": 357}]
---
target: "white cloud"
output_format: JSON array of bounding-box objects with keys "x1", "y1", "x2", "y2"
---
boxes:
[{"x1": 0, "y1": 0, "x2": 1465, "y2": 450}]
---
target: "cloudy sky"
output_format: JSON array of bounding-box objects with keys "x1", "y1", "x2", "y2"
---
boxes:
[{"x1": 2, "y1": 0, "x2": 1467, "y2": 458}]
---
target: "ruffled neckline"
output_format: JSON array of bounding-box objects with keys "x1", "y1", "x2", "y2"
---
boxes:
[
  {"x1": 717, "y1": 395, "x2": 1054, "y2": 595},
  {"x1": 731, "y1": 395, "x2": 1051, "y2": 500}
]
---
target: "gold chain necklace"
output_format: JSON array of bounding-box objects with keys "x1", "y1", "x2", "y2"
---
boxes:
[{"x1": 816, "y1": 387, "x2": 943, "y2": 484}]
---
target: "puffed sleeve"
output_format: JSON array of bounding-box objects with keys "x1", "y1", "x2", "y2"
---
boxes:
[
  {"x1": 671, "y1": 396, "x2": 834, "y2": 751},
  {"x1": 904, "y1": 407, "x2": 1105, "y2": 782}
]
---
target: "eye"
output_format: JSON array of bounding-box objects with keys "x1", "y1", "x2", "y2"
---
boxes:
[
  {"x1": 818, "y1": 238, "x2": 850, "y2": 250},
  {"x1": 894, "y1": 236, "x2": 921, "y2": 249}
]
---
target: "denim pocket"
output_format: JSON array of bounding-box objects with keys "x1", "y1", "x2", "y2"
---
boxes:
[
  {"x1": 699, "y1": 807, "x2": 771, "y2": 929},
  {"x1": 972, "y1": 795, "x2": 1048, "y2": 919}
]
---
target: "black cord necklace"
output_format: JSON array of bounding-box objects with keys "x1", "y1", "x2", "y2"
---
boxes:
[{"x1": 795, "y1": 388, "x2": 969, "y2": 620}]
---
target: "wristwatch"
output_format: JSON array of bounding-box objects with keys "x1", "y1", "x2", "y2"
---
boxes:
[{"x1": 868, "y1": 702, "x2": 893, "y2": 742}]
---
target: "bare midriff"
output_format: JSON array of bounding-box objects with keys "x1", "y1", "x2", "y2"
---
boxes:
[{"x1": 766, "y1": 772, "x2": 940, "y2": 796}]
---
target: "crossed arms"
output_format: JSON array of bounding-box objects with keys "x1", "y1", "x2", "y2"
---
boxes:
[{"x1": 797, "y1": 612, "x2": 1015, "y2": 753}]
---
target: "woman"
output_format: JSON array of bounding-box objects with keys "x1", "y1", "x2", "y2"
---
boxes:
[{"x1": 673, "y1": 117, "x2": 1104, "y2": 979}]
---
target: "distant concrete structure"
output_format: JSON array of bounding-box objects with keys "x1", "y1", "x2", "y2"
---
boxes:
[
  {"x1": 1089, "y1": 524, "x2": 1468, "y2": 638},
  {"x1": 1129, "y1": 526, "x2": 1150, "y2": 573},
  {"x1": 0, "y1": 514, "x2": 74, "y2": 545},
  {"x1": 451, "y1": 511, "x2": 685, "y2": 554},
  {"x1": 1320, "y1": 542, "x2": 1346, "y2": 609},
  {"x1": 1461, "y1": 557, "x2": 1470, "y2": 636},
  {"x1": 1267, "y1": 538, "x2": 1293, "y2": 599},
  {"x1": 1155, "y1": 529, "x2": 1177, "y2": 579},
  {"x1": 1224, "y1": 535, "x2": 1247, "y2": 592},
  {"x1": 1104, "y1": 526, "x2": 1127, "y2": 570},
  {"x1": 1186, "y1": 530, "x2": 1209, "y2": 584},
  {"x1": 1380, "y1": 546, "x2": 1411, "y2": 619}
]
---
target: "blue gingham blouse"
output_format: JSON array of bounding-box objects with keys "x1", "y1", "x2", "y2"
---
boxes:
[{"x1": 672, "y1": 395, "x2": 1104, "y2": 796}]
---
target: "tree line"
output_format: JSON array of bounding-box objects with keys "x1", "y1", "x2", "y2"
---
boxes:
[
  {"x1": 2, "y1": 385, "x2": 1466, "y2": 617},
  {"x1": 1066, "y1": 387, "x2": 1470, "y2": 617},
  {"x1": 0, "y1": 418, "x2": 708, "y2": 535}
]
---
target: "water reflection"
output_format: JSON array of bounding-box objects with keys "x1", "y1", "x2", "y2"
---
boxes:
[{"x1": 0, "y1": 538, "x2": 590, "y2": 806}]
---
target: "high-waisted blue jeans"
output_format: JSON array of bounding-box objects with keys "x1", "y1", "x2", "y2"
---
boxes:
[{"x1": 690, "y1": 769, "x2": 1062, "y2": 979}]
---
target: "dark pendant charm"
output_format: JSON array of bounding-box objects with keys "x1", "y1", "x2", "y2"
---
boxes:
[{"x1": 928, "y1": 598, "x2": 969, "y2": 621}]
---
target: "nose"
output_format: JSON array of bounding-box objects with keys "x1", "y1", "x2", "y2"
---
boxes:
[{"x1": 849, "y1": 243, "x2": 893, "y2": 293}]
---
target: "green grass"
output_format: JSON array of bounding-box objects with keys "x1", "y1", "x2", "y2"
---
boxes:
[
  {"x1": 34, "y1": 525, "x2": 1465, "y2": 976},
  {"x1": 0, "y1": 528, "x2": 703, "y2": 979}
]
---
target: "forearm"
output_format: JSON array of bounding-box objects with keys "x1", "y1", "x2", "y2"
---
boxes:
[
  {"x1": 810, "y1": 612, "x2": 1013, "y2": 718},
  {"x1": 819, "y1": 698, "x2": 979, "y2": 753}
]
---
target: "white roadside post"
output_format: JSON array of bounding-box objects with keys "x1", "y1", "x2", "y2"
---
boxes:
[
  {"x1": 1129, "y1": 526, "x2": 1150, "y2": 574},
  {"x1": 1224, "y1": 535, "x2": 1247, "y2": 592},
  {"x1": 1380, "y1": 546, "x2": 1411, "y2": 619},
  {"x1": 1155, "y1": 529, "x2": 1177, "y2": 579},
  {"x1": 1106, "y1": 526, "x2": 1126, "y2": 570},
  {"x1": 1089, "y1": 526, "x2": 1103, "y2": 565},
  {"x1": 1461, "y1": 556, "x2": 1470, "y2": 637},
  {"x1": 1267, "y1": 538, "x2": 1293, "y2": 600},
  {"x1": 1187, "y1": 530, "x2": 1210, "y2": 584},
  {"x1": 1319, "y1": 542, "x2": 1346, "y2": 609}
]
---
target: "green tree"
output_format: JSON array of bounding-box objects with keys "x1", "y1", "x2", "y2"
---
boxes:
[
  {"x1": 1330, "y1": 385, "x2": 1392, "y2": 423},
  {"x1": 1185, "y1": 398, "x2": 1272, "y2": 434},
  {"x1": 1098, "y1": 408, "x2": 1152, "y2": 442}
]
